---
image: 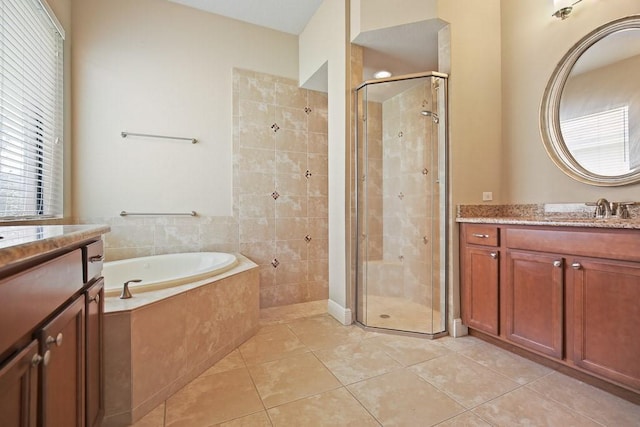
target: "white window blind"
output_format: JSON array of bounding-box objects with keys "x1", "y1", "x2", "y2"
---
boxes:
[
  {"x1": 0, "y1": 0, "x2": 64, "y2": 219},
  {"x1": 561, "y1": 106, "x2": 630, "y2": 176}
]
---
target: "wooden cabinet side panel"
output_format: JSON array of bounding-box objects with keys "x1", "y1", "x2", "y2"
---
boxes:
[
  {"x1": 0, "y1": 341, "x2": 39, "y2": 427},
  {"x1": 505, "y1": 251, "x2": 563, "y2": 359},
  {"x1": 86, "y1": 279, "x2": 104, "y2": 427},
  {"x1": 572, "y1": 259, "x2": 640, "y2": 390}
]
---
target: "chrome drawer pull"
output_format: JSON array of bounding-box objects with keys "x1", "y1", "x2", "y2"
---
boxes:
[
  {"x1": 472, "y1": 233, "x2": 490, "y2": 238},
  {"x1": 89, "y1": 294, "x2": 100, "y2": 304},
  {"x1": 32, "y1": 350, "x2": 50, "y2": 367},
  {"x1": 490, "y1": 252, "x2": 498, "y2": 259},
  {"x1": 572, "y1": 262, "x2": 582, "y2": 270},
  {"x1": 553, "y1": 260, "x2": 562, "y2": 268},
  {"x1": 89, "y1": 255, "x2": 104, "y2": 263}
]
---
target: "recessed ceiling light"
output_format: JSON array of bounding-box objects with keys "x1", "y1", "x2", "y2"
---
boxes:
[{"x1": 373, "y1": 70, "x2": 392, "y2": 79}]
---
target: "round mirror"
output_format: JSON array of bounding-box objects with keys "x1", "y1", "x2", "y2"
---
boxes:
[{"x1": 540, "y1": 15, "x2": 640, "y2": 186}]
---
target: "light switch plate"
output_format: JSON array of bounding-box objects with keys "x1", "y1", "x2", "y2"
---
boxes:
[{"x1": 483, "y1": 192, "x2": 493, "y2": 201}]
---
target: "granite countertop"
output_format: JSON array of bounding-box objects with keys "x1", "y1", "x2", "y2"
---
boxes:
[
  {"x1": 456, "y1": 204, "x2": 640, "y2": 230},
  {"x1": 0, "y1": 224, "x2": 110, "y2": 271}
]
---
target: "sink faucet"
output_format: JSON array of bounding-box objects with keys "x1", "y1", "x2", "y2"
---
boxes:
[{"x1": 594, "y1": 198, "x2": 612, "y2": 219}]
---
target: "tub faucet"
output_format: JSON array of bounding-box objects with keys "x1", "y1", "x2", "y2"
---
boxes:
[{"x1": 120, "y1": 279, "x2": 141, "y2": 299}]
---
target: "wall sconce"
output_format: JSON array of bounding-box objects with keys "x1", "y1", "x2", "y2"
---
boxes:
[{"x1": 553, "y1": 0, "x2": 582, "y2": 20}]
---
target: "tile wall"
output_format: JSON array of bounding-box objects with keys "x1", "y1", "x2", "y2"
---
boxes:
[
  {"x1": 232, "y1": 68, "x2": 329, "y2": 308},
  {"x1": 77, "y1": 68, "x2": 329, "y2": 309}
]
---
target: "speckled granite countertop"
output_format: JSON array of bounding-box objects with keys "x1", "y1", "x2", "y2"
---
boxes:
[
  {"x1": 456, "y1": 204, "x2": 640, "y2": 229},
  {"x1": 0, "y1": 224, "x2": 110, "y2": 271}
]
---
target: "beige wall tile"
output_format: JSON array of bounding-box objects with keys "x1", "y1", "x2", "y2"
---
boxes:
[{"x1": 276, "y1": 129, "x2": 308, "y2": 153}]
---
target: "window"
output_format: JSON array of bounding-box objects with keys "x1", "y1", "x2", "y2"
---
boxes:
[
  {"x1": 561, "y1": 106, "x2": 630, "y2": 176},
  {"x1": 0, "y1": 0, "x2": 64, "y2": 219}
]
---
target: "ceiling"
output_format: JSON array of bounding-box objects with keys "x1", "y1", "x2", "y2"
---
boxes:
[
  {"x1": 166, "y1": 0, "x2": 323, "y2": 34},
  {"x1": 166, "y1": 1, "x2": 446, "y2": 95}
]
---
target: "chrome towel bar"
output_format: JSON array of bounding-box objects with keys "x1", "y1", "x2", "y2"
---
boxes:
[
  {"x1": 121, "y1": 131, "x2": 197, "y2": 144},
  {"x1": 120, "y1": 211, "x2": 197, "y2": 217}
]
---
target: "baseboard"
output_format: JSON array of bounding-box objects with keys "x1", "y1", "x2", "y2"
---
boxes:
[
  {"x1": 451, "y1": 318, "x2": 468, "y2": 337},
  {"x1": 327, "y1": 299, "x2": 352, "y2": 325}
]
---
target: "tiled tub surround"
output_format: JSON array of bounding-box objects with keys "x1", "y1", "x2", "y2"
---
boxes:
[
  {"x1": 103, "y1": 255, "x2": 259, "y2": 426},
  {"x1": 457, "y1": 203, "x2": 640, "y2": 228},
  {"x1": 233, "y1": 68, "x2": 329, "y2": 308}
]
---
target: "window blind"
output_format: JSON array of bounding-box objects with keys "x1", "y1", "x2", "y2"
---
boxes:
[
  {"x1": 0, "y1": 0, "x2": 64, "y2": 219},
  {"x1": 561, "y1": 106, "x2": 630, "y2": 176}
]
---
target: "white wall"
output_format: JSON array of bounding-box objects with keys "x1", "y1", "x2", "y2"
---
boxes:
[
  {"x1": 71, "y1": 0, "x2": 298, "y2": 219},
  {"x1": 299, "y1": 0, "x2": 350, "y2": 323},
  {"x1": 351, "y1": 0, "x2": 438, "y2": 38},
  {"x1": 502, "y1": 0, "x2": 640, "y2": 202}
]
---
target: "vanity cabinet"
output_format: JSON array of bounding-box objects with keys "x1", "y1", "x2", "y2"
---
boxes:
[
  {"x1": 460, "y1": 225, "x2": 500, "y2": 335},
  {"x1": 460, "y1": 223, "x2": 640, "y2": 393},
  {"x1": 0, "y1": 231, "x2": 106, "y2": 427},
  {"x1": 570, "y1": 258, "x2": 640, "y2": 390},
  {"x1": 505, "y1": 251, "x2": 563, "y2": 358}
]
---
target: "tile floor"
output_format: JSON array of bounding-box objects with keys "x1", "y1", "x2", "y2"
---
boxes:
[{"x1": 132, "y1": 301, "x2": 640, "y2": 427}]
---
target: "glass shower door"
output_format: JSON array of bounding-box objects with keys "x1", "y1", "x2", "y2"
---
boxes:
[{"x1": 355, "y1": 73, "x2": 447, "y2": 336}]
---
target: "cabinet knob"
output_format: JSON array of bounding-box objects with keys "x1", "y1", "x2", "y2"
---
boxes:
[
  {"x1": 89, "y1": 294, "x2": 100, "y2": 305},
  {"x1": 46, "y1": 332, "x2": 63, "y2": 348},
  {"x1": 31, "y1": 350, "x2": 51, "y2": 367},
  {"x1": 490, "y1": 252, "x2": 498, "y2": 259},
  {"x1": 89, "y1": 255, "x2": 104, "y2": 263},
  {"x1": 553, "y1": 260, "x2": 562, "y2": 268},
  {"x1": 572, "y1": 262, "x2": 582, "y2": 270}
]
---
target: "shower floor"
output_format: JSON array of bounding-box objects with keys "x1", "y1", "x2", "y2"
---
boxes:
[{"x1": 363, "y1": 295, "x2": 443, "y2": 335}]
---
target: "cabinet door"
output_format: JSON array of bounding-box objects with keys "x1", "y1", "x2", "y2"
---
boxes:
[
  {"x1": 462, "y1": 247, "x2": 499, "y2": 335},
  {"x1": 0, "y1": 341, "x2": 39, "y2": 427},
  {"x1": 506, "y1": 251, "x2": 564, "y2": 358},
  {"x1": 571, "y1": 259, "x2": 640, "y2": 390},
  {"x1": 39, "y1": 296, "x2": 85, "y2": 427},
  {"x1": 86, "y1": 279, "x2": 104, "y2": 427}
]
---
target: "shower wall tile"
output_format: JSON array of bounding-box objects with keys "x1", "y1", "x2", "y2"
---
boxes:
[
  {"x1": 276, "y1": 129, "x2": 308, "y2": 153},
  {"x1": 275, "y1": 195, "x2": 308, "y2": 218},
  {"x1": 276, "y1": 83, "x2": 308, "y2": 109},
  {"x1": 276, "y1": 173, "x2": 307, "y2": 196},
  {"x1": 276, "y1": 107, "x2": 308, "y2": 132},
  {"x1": 239, "y1": 218, "x2": 276, "y2": 243},
  {"x1": 234, "y1": 68, "x2": 328, "y2": 307},
  {"x1": 276, "y1": 239, "x2": 308, "y2": 262},
  {"x1": 308, "y1": 132, "x2": 328, "y2": 154},
  {"x1": 276, "y1": 151, "x2": 307, "y2": 175}
]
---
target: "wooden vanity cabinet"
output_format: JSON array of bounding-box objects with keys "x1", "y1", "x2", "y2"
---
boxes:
[
  {"x1": 505, "y1": 251, "x2": 564, "y2": 358},
  {"x1": 39, "y1": 296, "x2": 85, "y2": 427},
  {"x1": 570, "y1": 258, "x2": 640, "y2": 390},
  {"x1": 0, "y1": 236, "x2": 105, "y2": 427},
  {"x1": 0, "y1": 341, "x2": 39, "y2": 427},
  {"x1": 460, "y1": 223, "x2": 640, "y2": 393},
  {"x1": 460, "y1": 225, "x2": 500, "y2": 335}
]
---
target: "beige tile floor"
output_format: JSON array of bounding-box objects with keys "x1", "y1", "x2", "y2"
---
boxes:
[{"x1": 132, "y1": 301, "x2": 640, "y2": 427}]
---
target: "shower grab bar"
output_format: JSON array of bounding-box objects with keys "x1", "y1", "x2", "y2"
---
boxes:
[
  {"x1": 121, "y1": 131, "x2": 198, "y2": 144},
  {"x1": 120, "y1": 211, "x2": 197, "y2": 217}
]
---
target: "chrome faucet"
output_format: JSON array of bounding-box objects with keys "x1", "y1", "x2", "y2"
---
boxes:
[
  {"x1": 594, "y1": 198, "x2": 612, "y2": 218},
  {"x1": 120, "y1": 279, "x2": 141, "y2": 299}
]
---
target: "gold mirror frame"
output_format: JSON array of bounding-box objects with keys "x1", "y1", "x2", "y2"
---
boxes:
[{"x1": 540, "y1": 15, "x2": 640, "y2": 186}]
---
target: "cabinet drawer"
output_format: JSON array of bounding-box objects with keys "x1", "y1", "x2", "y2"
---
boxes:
[
  {"x1": 464, "y1": 224, "x2": 499, "y2": 246},
  {"x1": 83, "y1": 240, "x2": 104, "y2": 284},
  {"x1": 0, "y1": 249, "x2": 83, "y2": 359}
]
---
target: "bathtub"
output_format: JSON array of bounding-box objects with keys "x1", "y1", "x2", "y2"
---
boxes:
[
  {"x1": 102, "y1": 253, "x2": 259, "y2": 426},
  {"x1": 103, "y1": 252, "x2": 238, "y2": 297}
]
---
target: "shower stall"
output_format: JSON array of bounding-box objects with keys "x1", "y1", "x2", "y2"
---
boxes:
[{"x1": 355, "y1": 72, "x2": 448, "y2": 337}]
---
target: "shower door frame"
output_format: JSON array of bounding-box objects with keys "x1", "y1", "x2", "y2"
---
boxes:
[{"x1": 354, "y1": 71, "x2": 449, "y2": 338}]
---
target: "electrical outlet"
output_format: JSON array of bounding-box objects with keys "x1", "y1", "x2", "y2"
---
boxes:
[{"x1": 482, "y1": 192, "x2": 493, "y2": 201}]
